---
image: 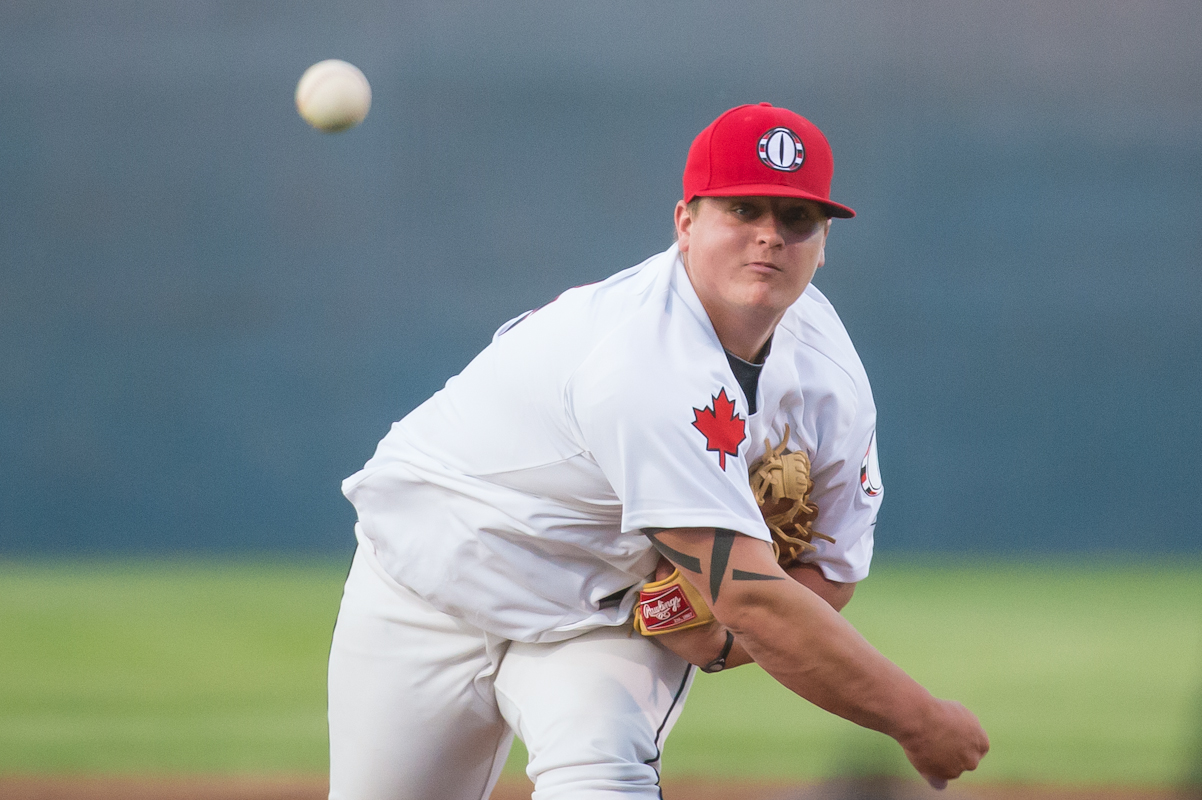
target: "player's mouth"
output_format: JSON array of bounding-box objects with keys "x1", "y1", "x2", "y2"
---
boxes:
[{"x1": 745, "y1": 260, "x2": 781, "y2": 273}]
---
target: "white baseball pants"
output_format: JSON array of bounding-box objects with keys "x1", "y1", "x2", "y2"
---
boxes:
[{"x1": 328, "y1": 540, "x2": 695, "y2": 800}]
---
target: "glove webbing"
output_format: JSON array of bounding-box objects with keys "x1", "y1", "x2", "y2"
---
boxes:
[{"x1": 749, "y1": 424, "x2": 834, "y2": 566}]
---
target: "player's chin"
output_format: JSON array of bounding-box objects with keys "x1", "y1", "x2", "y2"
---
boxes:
[{"x1": 737, "y1": 284, "x2": 803, "y2": 316}]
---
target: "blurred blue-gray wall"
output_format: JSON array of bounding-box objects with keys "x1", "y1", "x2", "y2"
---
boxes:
[{"x1": 2, "y1": 1, "x2": 1199, "y2": 555}]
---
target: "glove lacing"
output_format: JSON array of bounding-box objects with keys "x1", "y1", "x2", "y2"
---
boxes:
[{"x1": 748, "y1": 424, "x2": 834, "y2": 565}]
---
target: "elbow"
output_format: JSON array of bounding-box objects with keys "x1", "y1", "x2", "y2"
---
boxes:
[
  {"x1": 782, "y1": 561, "x2": 857, "y2": 612},
  {"x1": 829, "y1": 583, "x2": 855, "y2": 612}
]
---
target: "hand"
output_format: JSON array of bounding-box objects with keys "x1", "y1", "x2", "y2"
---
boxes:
[{"x1": 897, "y1": 698, "x2": 990, "y2": 786}]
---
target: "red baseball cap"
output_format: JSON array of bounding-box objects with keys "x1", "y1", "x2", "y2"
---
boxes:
[{"x1": 682, "y1": 103, "x2": 855, "y2": 218}]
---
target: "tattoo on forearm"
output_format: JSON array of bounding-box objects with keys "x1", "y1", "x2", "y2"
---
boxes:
[
  {"x1": 709, "y1": 529, "x2": 736, "y2": 601},
  {"x1": 732, "y1": 569, "x2": 784, "y2": 581},
  {"x1": 643, "y1": 530, "x2": 702, "y2": 574}
]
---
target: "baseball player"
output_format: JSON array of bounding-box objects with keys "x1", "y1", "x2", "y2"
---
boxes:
[
  {"x1": 628, "y1": 284, "x2": 883, "y2": 668},
  {"x1": 328, "y1": 103, "x2": 988, "y2": 800}
]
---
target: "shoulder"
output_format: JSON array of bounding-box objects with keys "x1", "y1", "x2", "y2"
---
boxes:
[
  {"x1": 566, "y1": 251, "x2": 753, "y2": 442},
  {"x1": 585, "y1": 277, "x2": 735, "y2": 399},
  {"x1": 476, "y1": 246, "x2": 681, "y2": 387},
  {"x1": 490, "y1": 246, "x2": 677, "y2": 348},
  {"x1": 772, "y1": 284, "x2": 874, "y2": 409}
]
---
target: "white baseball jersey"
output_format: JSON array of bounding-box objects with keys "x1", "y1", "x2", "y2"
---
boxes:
[
  {"x1": 342, "y1": 244, "x2": 881, "y2": 643},
  {"x1": 746, "y1": 283, "x2": 882, "y2": 585}
]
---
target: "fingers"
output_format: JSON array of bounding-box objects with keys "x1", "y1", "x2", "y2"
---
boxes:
[{"x1": 901, "y1": 698, "x2": 989, "y2": 783}]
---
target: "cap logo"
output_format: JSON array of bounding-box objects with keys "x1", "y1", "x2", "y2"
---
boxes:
[{"x1": 757, "y1": 127, "x2": 805, "y2": 172}]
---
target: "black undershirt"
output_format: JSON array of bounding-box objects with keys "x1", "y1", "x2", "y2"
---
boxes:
[{"x1": 724, "y1": 338, "x2": 771, "y2": 415}]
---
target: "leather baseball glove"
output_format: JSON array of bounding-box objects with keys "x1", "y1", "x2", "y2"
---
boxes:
[{"x1": 748, "y1": 424, "x2": 834, "y2": 567}]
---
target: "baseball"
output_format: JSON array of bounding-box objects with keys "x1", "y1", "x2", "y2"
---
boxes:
[{"x1": 295, "y1": 59, "x2": 371, "y2": 133}]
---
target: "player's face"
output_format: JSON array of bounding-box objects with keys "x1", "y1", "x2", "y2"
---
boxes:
[{"x1": 675, "y1": 195, "x2": 830, "y2": 329}]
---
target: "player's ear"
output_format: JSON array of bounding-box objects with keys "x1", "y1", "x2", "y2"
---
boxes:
[
  {"x1": 674, "y1": 200, "x2": 693, "y2": 250},
  {"x1": 816, "y1": 218, "x2": 831, "y2": 269}
]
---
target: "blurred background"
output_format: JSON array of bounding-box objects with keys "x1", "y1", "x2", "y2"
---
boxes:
[
  {"x1": 2, "y1": 0, "x2": 1200, "y2": 557},
  {"x1": 2, "y1": 1, "x2": 1201, "y2": 791}
]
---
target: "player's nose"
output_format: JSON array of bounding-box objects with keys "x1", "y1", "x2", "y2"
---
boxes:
[{"x1": 754, "y1": 210, "x2": 788, "y2": 247}]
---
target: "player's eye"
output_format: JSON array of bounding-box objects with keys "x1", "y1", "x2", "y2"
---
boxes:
[{"x1": 784, "y1": 208, "x2": 822, "y2": 233}]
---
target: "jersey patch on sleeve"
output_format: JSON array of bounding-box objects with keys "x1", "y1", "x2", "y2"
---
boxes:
[
  {"x1": 860, "y1": 430, "x2": 882, "y2": 497},
  {"x1": 692, "y1": 387, "x2": 747, "y2": 471}
]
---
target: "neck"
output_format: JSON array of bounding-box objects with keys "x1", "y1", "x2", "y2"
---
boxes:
[{"x1": 706, "y1": 306, "x2": 782, "y2": 362}]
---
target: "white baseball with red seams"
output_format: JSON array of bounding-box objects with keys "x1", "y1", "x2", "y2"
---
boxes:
[{"x1": 328, "y1": 244, "x2": 881, "y2": 800}]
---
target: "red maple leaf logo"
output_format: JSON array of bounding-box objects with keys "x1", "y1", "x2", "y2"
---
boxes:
[{"x1": 691, "y1": 387, "x2": 746, "y2": 470}]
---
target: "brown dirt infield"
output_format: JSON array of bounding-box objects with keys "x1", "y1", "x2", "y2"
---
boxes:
[{"x1": 0, "y1": 775, "x2": 1189, "y2": 800}]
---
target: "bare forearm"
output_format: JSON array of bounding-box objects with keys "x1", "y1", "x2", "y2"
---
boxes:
[
  {"x1": 721, "y1": 580, "x2": 931, "y2": 741},
  {"x1": 644, "y1": 527, "x2": 987, "y2": 783},
  {"x1": 654, "y1": 564, "x2": 933, "y2": 734}
]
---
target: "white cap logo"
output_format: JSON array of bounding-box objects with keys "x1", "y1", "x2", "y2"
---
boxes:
[
  {"x1": 758, "y1": 127, "x2": 805, "y2": 172},
  {"x1": 860, "y1": 430, "x2": 882, "y2": 497}
]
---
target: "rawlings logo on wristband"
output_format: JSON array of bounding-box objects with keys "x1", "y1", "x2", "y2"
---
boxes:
[
  {"x1": 638, "y1": 585, "x2": 697, "y2": 631},
  {"x1": 633, "y1": 567, "x2": 714, "y2": 636}
]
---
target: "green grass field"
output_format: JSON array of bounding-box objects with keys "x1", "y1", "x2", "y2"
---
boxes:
[{"x1": 1, "y1": 557, "x2": 1199, "y2": 786}]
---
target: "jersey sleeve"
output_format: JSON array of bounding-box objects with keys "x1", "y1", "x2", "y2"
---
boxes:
[
  {"x1": 767, "y1": 285, "x2": 884, "y2": 585},
  {"x1": 801, "y1": 391, "x2": 881, "y2": 584},
  {"x1": 565, "y1": 320, "x2": 771, "y2": 542}
]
